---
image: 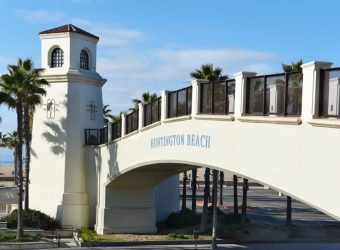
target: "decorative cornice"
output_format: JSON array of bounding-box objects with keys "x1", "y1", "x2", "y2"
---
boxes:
[
  {"x1": 308, "y1": 118, "x2": 340, "y2": 129},
  {"x1": 41, "y1": 70, "x2": 106, "y2": 86},
  {"x1": 194, "y1": 114, "x2": 235, "y2": 121},
  {"x1": 237, "y1": 116, "x2": 302, "y2": 125}
]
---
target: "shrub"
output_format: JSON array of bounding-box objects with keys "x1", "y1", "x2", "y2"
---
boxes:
[
  {"x1": 3, "y1": 209, "x2": 60, "y2": 230},
  {"x1": 166, "y1": 233, "x2": 187, "y2": 240},
  {"x1": 165, "y1": 209, "x2": 201, "y2": 229},
  {"x1": 80, "y1": 226, "x2": 97, "y2": 241}
]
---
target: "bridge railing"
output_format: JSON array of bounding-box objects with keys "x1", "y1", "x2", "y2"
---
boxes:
[
  {"x1": 319, "y1": 67, "x2": 340, "y2": 117},
  {"x1": 125, "y1": 108, "x2": 139, "y2": 134},
  {"x1": 167, "y1": 86, "x2": 192, "y2": 118},
  {"x1": 199, "y1": 79, "x2": 235, "y2": 115},
  {"x1": 84, "y1": 127, "x2": 108, "y2": 145},
  {"x1": 112, "y1": 119, "x2": 122, "y2": 140},
  {"x1": 246, "y1": 72, "x2": 303, "y2": 116},
  {"x1": 144, "y1": 97, "x2": 161, "y2": 126}
]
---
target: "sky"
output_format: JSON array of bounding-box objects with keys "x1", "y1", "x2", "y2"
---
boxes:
[{"x1": 0, "y1": 0, "x2": 340, "y2": 162}]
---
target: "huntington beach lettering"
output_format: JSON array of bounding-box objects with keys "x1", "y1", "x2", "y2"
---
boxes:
[{"x1": 150, "y1": 134, "x2": 211, "y2": 149}]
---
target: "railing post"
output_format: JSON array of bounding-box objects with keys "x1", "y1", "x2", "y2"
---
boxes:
[
  {"x1": 160, "y1": 90, "x2": 169, "y2": 121},
  {"x1": 191, "y1": 79, "x2": 208, "y2": 117},
  {"x1": 107, "y1": 122, "x2": 112, "y2": 141},
  {"x1": 121, "y1": 113, "x2": 126, "y2": 137},
  {"x1": 138, "y1": 103, "x2": 144, "y2": 130},
  {"x1": 300, "y1": 61, "x2": 332, "y2": 120},
  {"x1": 233, "y1": 71, "x2": 257, "y2": 118}
]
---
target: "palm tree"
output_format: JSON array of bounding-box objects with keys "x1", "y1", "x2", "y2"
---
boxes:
[
  {"x1": 190, "y1": 63, "x2": 228, "y2": 81},
  {"x1": 282, "y1": 59, "x2": 303, "y2": 224},
  {"x1": 191, "y1": 168, "x2": 197, "y2": 213},
  {"x1": 191, "y1": 64, "x2": 227, "y2": 232},
  {"x1": 241, "y1": 178, "x2": 249, "y2": 230},
  {"x1": 103, "y1": 104, "x2": 113, "y2": 125},
  {"x1": 181, "y1": 171, "x2": 188, "y2": 211},
  {"x1": 233, "y1": 175, "x2": 238, "y2": 215},
  {"x1": 200, "y1": 167, "x2": 210, "y2": 233},
  {"x1": 19, "y1": 58, "x2": 48, "y2": 211},
  {"x1": 0, "y1": 60, "x2": 25, "y2": 240},
  {"x1": 219, "y1": 171, "x2": 224, "y2": 206},
  {"x1": 131, "y1": 92, "x2": 157, "y2": 109}
]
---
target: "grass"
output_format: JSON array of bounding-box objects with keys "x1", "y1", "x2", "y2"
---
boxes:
[{"x1": 0, "y1": 233, "x2": 38, "y2": 242}]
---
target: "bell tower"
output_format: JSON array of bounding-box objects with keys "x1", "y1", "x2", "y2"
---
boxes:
[{"x1": 30, "y1": 24, "x2": 106, "y2": 228}]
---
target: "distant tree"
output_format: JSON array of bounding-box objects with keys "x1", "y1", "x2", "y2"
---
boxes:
[
  {"x1": 2, "y1": 131, "x2": 18, "y2": 184},
  {"x1": 131, "y1": 92, "x2": 158, "y2": 109}
]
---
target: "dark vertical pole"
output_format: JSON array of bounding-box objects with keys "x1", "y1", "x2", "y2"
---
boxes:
[
  {"x1": 287, "y1": 196, "x2": 292, "y2": 228},
  {"x1": 225, "y1": 80, "x2": 228, "y2": 114},
  {"x1": 241, "y1": 178, "x2": 249, "y2": 230},
  {"x1": 181, "y1": 171, "x2": 187, "y2": 211},
  {"x1": 233, "y1": 175, "x2": 238, "y2": 215},
  {"x1": 219, "y1": 171, "x2": 224, "y2": 206},
  {"x1": 319, "y1": 69, "x2": 325, "y2": 117},
  {"x1": 191, "y1": 169, "x2": 197, "y2": 213},
  {"x1": 211, "y1": 169, "x2": 218, "y2": 250},
  {"x1": 263, "y1": 76, "x2": 267, "y2": 115}
]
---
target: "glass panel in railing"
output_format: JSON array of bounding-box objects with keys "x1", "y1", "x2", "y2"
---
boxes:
[
  {"x1": 247, "y1": 77, "x2": 264, "y2": 114},
  {"x1": 287, "y1": 72, "x2": 303, "y2": 115},
  {"x1": 126, "y1": 114, "x2": 132, "y2": 134},
  {"x1": 151, "y1": 100, "x2": 159, "y2": 123},
  {"x1": 201, "y1": 83, "x2": 212, "y2": 113},
  {"x1": 187, "y1": 87, "x2": 192, "y2": 115},
  {"x1": 144, "y1": 103, "x2": 151, "y2": 126},
  {"x1": 227, "y1": 80, "x2": 235, "y2": 113},
  {"x1": 265, "y1": 75, "x2": 285, "y2": 115},
  {"x1": 168, "y1": 92, "x2": 177, "y2": 118},
  {"x1": 132, "y1": 111, "x2": 139, "y2": 131},
  {"x1": 177, "y1": 89, "x2": 187, "y2": 116},
  {"x1": 322, "y1": 69, "x2": 340, "y2": 117},
  {"x1": 213, "y1": 81, "x2": 226, "y2": 114},
  {"x1": 116, "y1": 121, "x2": 121, "y2": 138}
]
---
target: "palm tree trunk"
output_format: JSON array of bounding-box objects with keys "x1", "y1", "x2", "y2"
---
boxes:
[
  {"x1": 233, "y1": 175, "x2": 238, "y2": 215},
  {"x1": 219, "y1": 171, "x2": 224, "y2": 206},
  {"x1": 13, "y1": 149, "x2": 18, "y2": 186},
  {"x1": 241, "y1": 178, "x2": 248, "y2": 230},
  {"x1": 181, "y1": 171, "x2": 187, "y2": 211},
  {"x1": 24, "y1": 104, "x2": 31, "y2": 211},
  {"x1": 200, "y1": 168, "x2": 210, "y2": 233},
  {"x1": 16, "y1": 102, "x2": 24, "y2": 240},
  {"x1": 191, "y1": 169, "x2": 197, "y2": 213},
  {"x1": 286, "y1": 196, "x2": 292, "y2": 228},
  {"x1": 211, "y1": 170, "x2": 218, "y2": 249}
]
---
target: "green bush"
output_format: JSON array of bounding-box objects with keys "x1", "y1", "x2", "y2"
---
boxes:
[
  {"x1": 80, "y1": 226, "x2": 97, "y2": 241},
  {"x1": 3, "y1": 209, "x2": 60, "y2": 230},
  {"x1": 166, "y1": 232, "x2": 187, "y2": 240},
  {"x1": 165, "y1": 209, "x2": 201, "y2": 229},
  {"x1": 0, "y1": 233, "x2": 38, "y2": 242}
]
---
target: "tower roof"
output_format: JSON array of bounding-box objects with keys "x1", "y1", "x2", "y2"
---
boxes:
[{"x1": 39, "y1": 24, "x2": 99, "y2": 40}]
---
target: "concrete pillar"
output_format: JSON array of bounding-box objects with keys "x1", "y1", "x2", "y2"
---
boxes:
[
  {"x1": 121, "y1": 113, "x2": 126, "y2": 136},
  {"x1": 301, "y1": 61, "x2": 333, "y2": 120},
  {"x1": 234, "y1": 72, "x2": 257, "y2": 117},
  {"x1": 138, "y1": 103, "x2": 144, "y2": 130},
  {"x1": 160, "y1": 90, "x2": 169, "y2": 121},
  {"x1": 191, "y1": 79, "x2": 208, "y2": 117},
  {"x1": 107, "y1": 122, "x2": 112, "y2": 141}
]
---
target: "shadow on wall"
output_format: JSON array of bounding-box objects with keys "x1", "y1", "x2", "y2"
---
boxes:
[
  {"x1": 107, "y1": 142, "x2": 119, "y2": 180},
  {"x1": 84, "y1": 145, "x2": 102, "y2": 227},
  {"x1": 42, "y1": 118, "x2": 67, "y2": 156}
]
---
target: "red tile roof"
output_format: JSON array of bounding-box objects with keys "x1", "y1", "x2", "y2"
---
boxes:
[{"x1": 39, "y1": 24, "x2": 99, "y2": 40}]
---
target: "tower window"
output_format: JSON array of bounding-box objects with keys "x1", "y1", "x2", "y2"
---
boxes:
[
  {"x1": 80, "y1": 50, "x2": 89, "y2": 70},
  {"x1": 51, "y1": 48, "x2": 64, "y2": 68}
]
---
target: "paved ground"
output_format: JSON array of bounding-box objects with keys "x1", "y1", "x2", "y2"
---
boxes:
[
  {"x1": 183, "y1": 186, "x2": 340, "y2": 226},
  {"x1": 58, "y1": 243, "x2": 340, "y2": 250}
]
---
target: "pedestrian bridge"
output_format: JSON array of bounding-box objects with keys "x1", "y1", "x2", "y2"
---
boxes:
[{"x1": 84, "y1": 62, "x2": 340, "y2": 234}]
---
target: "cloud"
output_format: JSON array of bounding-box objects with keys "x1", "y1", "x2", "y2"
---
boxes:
[
  {"x1": 14, "y1": 9, "x2": 64, "y2": 23},
  {"x1": 98, "y1": 47, "x2": 281, "y2": 114}
]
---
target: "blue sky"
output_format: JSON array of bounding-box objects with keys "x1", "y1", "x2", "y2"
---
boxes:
[{"x1": 0, "y1": 0, "x2": 340, "y2": 161}]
